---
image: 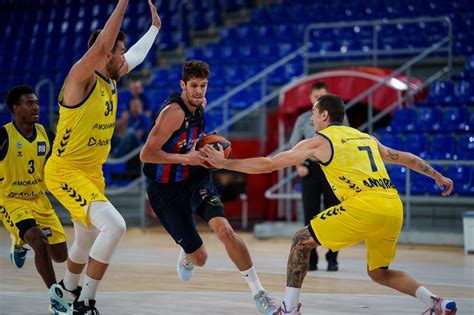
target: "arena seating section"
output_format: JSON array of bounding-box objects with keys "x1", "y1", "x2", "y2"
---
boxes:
[{"x1": 0, "y1": 0, "x2": 473, "y2": 192}]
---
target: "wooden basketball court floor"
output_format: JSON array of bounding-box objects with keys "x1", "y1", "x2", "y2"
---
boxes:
[{"x1": 0, "y1": 226, "x2": 473, "y2": 314}]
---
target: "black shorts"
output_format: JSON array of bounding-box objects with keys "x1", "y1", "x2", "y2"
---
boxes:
[{"x1": 147, "y1": 173, "x2": 226, "y2": 254}]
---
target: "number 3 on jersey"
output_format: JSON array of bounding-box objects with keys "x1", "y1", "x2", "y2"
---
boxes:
[
  {"x1": 27, "y1": 159, "x2": 35, "y2": 174},
  {"x1": 358, "y1": 146, "x2": 378, "y2": 172},
  {"x1": 104, "y1": 101, "x2": 114, "y2": 116}
]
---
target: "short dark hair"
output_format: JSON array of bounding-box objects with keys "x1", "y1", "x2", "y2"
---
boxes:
[
  {"x1": 182, "y1": 60, "x2": 210, "y2": 82},
  {"x1": 311, "y1": 82, "x2": 328, "y2": 91},
  {"x1": 6, "y1": 85, "x2": 35, "y2": 113},
  {"x1": 88, "y1": 30, "x2": 127, "y2": 52},
  {"x1": 316, "y1": 94, "x2": 345, "y2": 123}
]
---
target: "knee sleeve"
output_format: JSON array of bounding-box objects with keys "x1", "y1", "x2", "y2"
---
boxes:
[
  {"x1": 68, "y1": 222, "x2": 99, "y2": 264},
  {"x1": 88, "y1": 201, "x2": 126, "y2": 264}
]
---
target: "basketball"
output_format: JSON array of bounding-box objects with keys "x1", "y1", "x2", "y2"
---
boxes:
[{"x1": 197, "y1": 134, "x2": 232, "y2": 168}]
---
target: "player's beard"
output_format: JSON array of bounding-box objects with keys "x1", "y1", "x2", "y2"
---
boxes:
[{"x1": 106, "y1": 62, "x2": 121, "y2": 81}]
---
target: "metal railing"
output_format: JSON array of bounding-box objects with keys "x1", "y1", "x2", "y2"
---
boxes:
[
  {"x1": 35, "y1": 78, "x2": 56, "y2": 128},
  {"x1": 304, "y1": 16, "x2": 452, "y2": 134},
  {"x1": 269, "y1": 16, "x2": 457, "y2": 221},
  {"x1": 206, "y1": 45, "x2": 308, "y2": 153}
]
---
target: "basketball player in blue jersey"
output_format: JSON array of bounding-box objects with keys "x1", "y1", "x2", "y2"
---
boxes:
[
  {"x1": 202, "y1": 94, "x2": 458, "y2": 315},
  {"x1": 140, "y1": 60, "x2": 279, "y2": 314},
  {"x1": 0, "y1": 85, "x2": 71, "y2": 314},
  {"x1": 44, "y1": 1, "x2": 161, "y2": 314}
]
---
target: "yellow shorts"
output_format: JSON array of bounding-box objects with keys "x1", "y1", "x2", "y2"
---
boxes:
[
  {"x1": 45, "y1": 158, "x2": 107, "y2": 227},
  {"x1": 1, "y1": 195, "x2": 66, "y2": 245},
  {"x1": 310, "y1": 192, "x2": 403, "y2": 271}
]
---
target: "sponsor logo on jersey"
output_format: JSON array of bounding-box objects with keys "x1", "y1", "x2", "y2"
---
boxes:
[
  {"x1": 92, "y1": 122, "x2": 115, "y2": 130},
  {"x1": 87, "y1": 137, "x2": 111, "y2": 147},
  {"x1": 363, "y1": 177, "x2": 396, "y2": 189},
  {"x1": 12, "y1": 179, "x2": 43, "y2": 186},
  {"x1": 37, "y1": 141, "x2": 46, "y2": 156}
]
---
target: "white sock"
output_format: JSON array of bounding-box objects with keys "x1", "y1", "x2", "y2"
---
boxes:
[
  {"x1": 78, "y1": 275, "x2": 100, "y2": 301},
  {"x1": 284, "y1": 287, "x2": 300, "y2": 311},
  {"x1": 240, "y1": 266, "x2": 264, "y2": 296},
  {"x1": 63, "y1": 269, "x2": 81, "y2": 291},
  {"x1": 415, "y1": 286, "x2": 436, "y2": 307}
]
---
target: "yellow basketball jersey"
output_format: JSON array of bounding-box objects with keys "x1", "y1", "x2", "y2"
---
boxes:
[
  {"x1": 0, "y1": 122, "x2": 51, "y2": 199},
  {"x1": 52, "y1": 71, "x2": 117, "y2": 168},
  {"x1": 317, "y1": 124, "x2": 398, "y2": 202}
]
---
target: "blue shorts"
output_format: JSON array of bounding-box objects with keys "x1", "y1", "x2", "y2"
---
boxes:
[{"x1": 147, "y1": 172, "x2": 226, "y2": 253}]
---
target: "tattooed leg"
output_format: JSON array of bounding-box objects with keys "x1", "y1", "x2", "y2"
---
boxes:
[{"x1": 287, "y1": 227, "x2": 318, "y2": 288}]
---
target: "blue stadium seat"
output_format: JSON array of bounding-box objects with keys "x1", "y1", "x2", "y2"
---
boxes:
[
  {"x1": 446, "y1": 165, "x2": 473, "y2": 195},
  {"x1": 209, "y1": 66, "x2": 226, "y2": 87},
  {"x1": 150, "y1": 68, "x2": 170, "y2": 89},
  {"x1": 205, "y1": 108, "x2": 224, "y2": 132},
  {"x1": 411, "y1": 165, "x2": 444, "y2": 195},
  {"x1": 416, "y1": 107, "x2": 441, "y2": 132},
  {"x1": 461, "y1": 56, "x2": 474, "y2": 78},
  {"x1": 220, "y1": 45, "x2": 240, "y2": 63},
  {"x1": 411, "y1": 173, "x2": 436, "y2": 195},
  {"x1": 256, "y1": 25, "x2": 275, "y2": 41},
  {"x1": 428, "y1": 134, "x2": 456, "y2": 160},
  {"x1": 258, "y1": 44, "x2": 279, "y2": 64},
  {"x1": 440, "y1": 107, "x2": 469, "y2": 132},
  {"x1": 379, "y1": 134, "x2": 404, "y2": 150},
  {"x1": 187, "y1": 47, "x2": 203, "y2": 60},
  {"x1": 225, "y1": 67, "x2": 245, "y2": 86},
  {"x1": 387, "y1": 165, "x2": 408, "y2": 194},
  {"x1": 285, "y1": 62, "x2": 304, "y2": 79},
  {"x1": 454, "y1": 80, "x2": 474, "y2": 103},
  {"x1": 219, "y1": 27, "x2": 238, "y2": 45},
  {"x1": 205, "y1": 10, "x2": 221, "y2": 28},
  {"x1": 188, "y1": 11, "x2": 209, "y2": 30},
  {"x1": 237, "y1": 25, "x2": 258, "y2": 43},
  {"x1": 427, "y1": 80, "x2": 455, "y2": 105},
  {"x1": 203, "y1": 44, "x2": 222, "y2": 61},
  {"x1": 389, "y1": 108, "x2": 417, "y2": 132},
  {"x1": 230, "y1": 89, "x2": 251, "y2": 109},
  {"x1": 240, "y1": 45, "x2": 259, "y2": 64},
  {"x1": 456, "y1": 134, "x2": 474, "y2": 160},
  {"x1": 404, "y1": 134, "x2": 429, "y2": 158},
  {"x1": 250, "y1": 7, "x2": 271, "y2": 24}
]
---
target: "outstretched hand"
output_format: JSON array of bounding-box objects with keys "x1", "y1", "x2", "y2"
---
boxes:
[
  {"x1": 148, "y1": 0, "x2": 161, "y2": 29},
  {"x1": 435, "y1": 175, "x2": 453, "y2": 197},
  {"x1": 201, "y1": 144, "x2": 226, "y2": 169}
]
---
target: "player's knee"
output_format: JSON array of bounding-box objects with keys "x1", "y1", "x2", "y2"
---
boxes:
[
  {"x1": 50, "y1": 242, "x2": 68, "y2": 263},
  {"x1": 215, "y1": 224, "x2": 236, "y2": 244},
  {"x1": 107, "y1": 215, "x2": 126, "y2": 240},
  {"x1": 24, "y1": 227, "x2": 49, "y2": 252}
]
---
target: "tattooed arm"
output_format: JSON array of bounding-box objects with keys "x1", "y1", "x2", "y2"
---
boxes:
[{"x1": 373, "y1": 137, "x2": 453, "y2": 196}]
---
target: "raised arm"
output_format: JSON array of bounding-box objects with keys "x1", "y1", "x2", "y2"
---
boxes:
[
  {"x1": 201, "y1": 136, "x2": 329, "y2": 174},
  {"x1": 139, "y1": 104, "x2": 203, "y2": 166},
  {"x1": 68, "y1": 0, "x2": 129, "y2": 84},
  {"x1": 120, "y1": 0, "x2": 161, "y2": 76},
  {"x1": 374, "y1": 137, "x2": 453, "y2": 196}
]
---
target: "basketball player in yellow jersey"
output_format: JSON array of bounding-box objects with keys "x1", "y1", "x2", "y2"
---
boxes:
[
  {"x1": 202, "y1": 94, "x2": 458, "y2": 315},
  {"x1": 44, "y1": 1, "x2": 161, "y2": 314},
  {"x1": 0, "y1": 85, "x2": 73, "y2": 313}
]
